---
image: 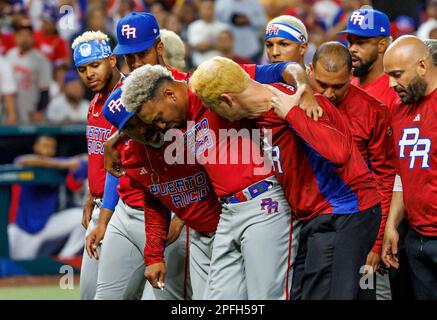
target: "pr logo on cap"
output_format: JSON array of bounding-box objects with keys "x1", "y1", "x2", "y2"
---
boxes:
[
  {"x1": 121, "y1": 24, "x2": 137, "y2": 39},
  {"x1": 108, "y1": 98, "x2": 123, "y2": 113},
  {"x1": 266, "y1": 24, "x2": 279, "y2": 36},
  {"x1": 349, "y1": 11, "x2": 375, "y2": 30},
  {"x1": 79, "y1": 43, "x2": 92, "y2": 57}
]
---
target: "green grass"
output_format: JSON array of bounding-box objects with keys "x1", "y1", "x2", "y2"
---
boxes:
[{"x1": 0, "y1": 285, "x2": 80, "y2": 300}]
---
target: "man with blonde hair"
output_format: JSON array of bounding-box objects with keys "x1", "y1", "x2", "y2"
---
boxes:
[
  {"x1": 190, "y1": 56, "x2": 382, "y2": 300},
  {"x1": 121, "y1": 62, "x2": 300, "y2": 300}
]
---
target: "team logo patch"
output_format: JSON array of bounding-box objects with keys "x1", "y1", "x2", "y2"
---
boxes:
[
  {"x1": 387, "y1": 126, "x2": 392, "y2": 136},
  {"x1": 260, "y1": 198, "x2": 279, "y2": 214},
  {"x1": 350, "y1": 12, "x2": 366, "y2": 25},
  {"x1": 266, "y1": 24, "x2": 280, "y2": 36},
  {"x1": 121, "y1": 24, "x2": 136, "y2": 39},
  {"x1": 398, "y1": 127, "x2": 431, "y2": 169},
  {"x1": 79, "y1": 43, "x2": 92, "y2": 57},
  {"x1": 108, "y1": 98, "x2": 123, "y2": 113}
]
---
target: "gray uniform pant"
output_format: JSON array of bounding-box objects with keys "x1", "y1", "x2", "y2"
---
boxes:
[
  {"x1": 189, "y1": 231, "x2": 215, "y2": 300},
  {"x1": 205, "y1": 177, "x2": 300, "y2": 300},
  {"x1": 93, "y1": 200, "x2": 191, "y2": 300},
  {"x1": 79, "y1": 205, "x2": 100, "y2": 300}
]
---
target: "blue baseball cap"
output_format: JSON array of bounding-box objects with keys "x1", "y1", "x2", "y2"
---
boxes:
[
  {"x1": 103, "y1": 87, "x2": 134, "y2": 132},
  {"x1": 63, "y1": 69, "x2": 80, "y2": 85},
  {"x1": 114, "y1": 12, "x2": 160, "y2": 55},
  {"x1": 337, "y1": 8, "x2": 390, "y2": 37}
]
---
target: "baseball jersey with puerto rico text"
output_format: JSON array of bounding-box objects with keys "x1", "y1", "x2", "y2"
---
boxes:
[{"x1": 123, "y1": 139, "x2": 221, "y2": 265}]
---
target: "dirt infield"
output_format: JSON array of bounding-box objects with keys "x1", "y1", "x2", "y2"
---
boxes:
[{"x1": 0, "y1": 275, "x2": 80, "y2": 288}]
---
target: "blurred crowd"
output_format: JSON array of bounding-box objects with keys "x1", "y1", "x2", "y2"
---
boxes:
[{"x1": 0, "y1": 0, "x2": 434, "y2": 126}]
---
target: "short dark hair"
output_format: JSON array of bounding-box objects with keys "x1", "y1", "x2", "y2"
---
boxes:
[
  {"x1": 12, "y1": 19, "x2": 33, "y2": 32},
  {"x1": 312, "y1": 41, "x2": 352, "y2": 72}
]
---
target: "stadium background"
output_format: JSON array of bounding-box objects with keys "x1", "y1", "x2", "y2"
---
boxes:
[{"x1": 0, "y1": 0, "x2": 432, "y2": 299}]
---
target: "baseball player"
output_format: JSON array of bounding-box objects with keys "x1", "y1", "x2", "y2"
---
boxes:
[
  {"x1": 338, "y1": 8, "x2": 399, "y2": 111},
  {"x1": 102, "y1": 87, "x2": 222, "y2": 300},
  {"x1": 264, "y1": 15, "x2": 308, "y2": 67},
  {"x1": 84, "y1": 13, "x2": 191, "y2": 300},
  {"x1": 72, "y1": 30, "x2": 124, "y2": 299},
  {"x1": 120, "y1": 62, "x2": 317, "y2": 300},
  {"x1": 337, "y1": 8, "x2": 410, "y2": 300},
  {"x1": 189, "y1": 56, "x2": 382, "y2": 300},
  {"x1": 308, "y1": 42, "x2": 397, "y2": 299},
  {"x1": 382, "y1": 36, "x2": 437, "y2": 300}
]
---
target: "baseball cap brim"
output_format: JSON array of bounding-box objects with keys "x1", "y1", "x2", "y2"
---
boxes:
[
  {"x1": 117, "y1": 113, "x2": 135, "y2": 132},
  {"x1": 113, "y1": 37, "x2": 156, "y2": 55},
  {"x1": 336, "y1": 29, "x2": 380, "y2": 37}
]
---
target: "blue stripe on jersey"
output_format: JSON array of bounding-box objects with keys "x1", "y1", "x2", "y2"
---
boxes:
[{"x1": 291, "y1": 127, "x2": 360, "y2": 214}]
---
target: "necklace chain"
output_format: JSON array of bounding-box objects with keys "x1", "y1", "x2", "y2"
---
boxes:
[{"x1": 144, "y1": 146, "x2": 160, "y2": 185}]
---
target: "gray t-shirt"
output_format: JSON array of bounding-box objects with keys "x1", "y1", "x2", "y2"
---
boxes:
[{"x1": 7, "y1": 48, "x2": 52, "y2": 123}]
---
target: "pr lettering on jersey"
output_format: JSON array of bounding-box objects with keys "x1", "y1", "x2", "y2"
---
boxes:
[
  {"x1": 398, "y1": 127, "x2": 431, "y2": 169},
  {"x1": 149, "y1": 172, "x2": 210, "y2": 208},
  {"x1": 186, "y1": 118, "x2": 213, "y2": 155},
  {"x1": 86, "y1": 125, "x2": 111, "y2": 155}
]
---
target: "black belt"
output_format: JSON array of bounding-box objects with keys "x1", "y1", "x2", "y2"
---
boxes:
[{"x1": 123, "y1": 200, "x2": 143, "y2": 211}]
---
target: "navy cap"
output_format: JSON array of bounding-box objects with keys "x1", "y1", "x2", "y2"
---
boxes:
[
  {"x1": 63, "y1": 69, "x2": 80, "y2": 85},
  {"x1": 103, "y1": 87, "x2": 135, "y2": 132},
  {"x1": 337, "y1": 8, "x2": 390, "y2": 37},
  {"x1": 114, "y1": 12, "x2": 160, "y2": 55}
]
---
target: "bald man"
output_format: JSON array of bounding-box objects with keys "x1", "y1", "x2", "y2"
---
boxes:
[
  {"x1": 310, "y1": 42, "x2": 397, "y2": 300},
  {"x1": 382, "y1": 35, "x2": 437, "y2": 300}
]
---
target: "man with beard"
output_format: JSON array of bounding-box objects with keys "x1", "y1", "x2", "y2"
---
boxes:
[
  {"x1": 338, "y1": 8, "x2": 399, "y2": 111},
  {"x1": 121, "y1": 63, "x2": 306, "y2": 300},
  {"x1": 85, "y1": 13, "x2": 191, "y2": 300},
  {"x1": 102, "y1": 87, "x2": 222, "y2": 300},
  {"x1": 72, "y1": 30, "x2": 125, "y2": 299},
  {"x1": 382, "y1": 36, "x2": 437, "y2": 300},
  {"x1": 338, "y1": 8, "x2": 414, "y2": 299},
  {"x1": 309, "y1": 42, "x2": 396, "y2": 299}
]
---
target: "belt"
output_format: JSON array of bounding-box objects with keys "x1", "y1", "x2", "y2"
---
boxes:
[
  {"x1": 220, "y1": 178, "x2": 275, "y2": 204},
  {"x1": 93, "y1": 198, "x2": 103, "y2": 209},
  {"x1": 198, "y1": 231, "x2": 215, "y2": 238},
  {"x1": 127, "y1": 204, "x2": 143, "y2": 211}
]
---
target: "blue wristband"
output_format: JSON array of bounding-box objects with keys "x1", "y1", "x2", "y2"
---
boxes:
[{"x1": 101, "y1": 172, "x2": 120, "y2": 212}]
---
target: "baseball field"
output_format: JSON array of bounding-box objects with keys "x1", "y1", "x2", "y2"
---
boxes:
[{"x1": 0, "y1": 276, "x2": 80, "y2": 300}]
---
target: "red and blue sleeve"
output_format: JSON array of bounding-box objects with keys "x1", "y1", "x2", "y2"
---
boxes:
[
  {"x1": 143, "y1": 192, "x2": 172, "y2": 266},
  {"x1": 240, "y1": 62, "x2": 294, "y2": 83},
  {"x1": 284, "y1": 96, "x2": 353, "y2": 165}
]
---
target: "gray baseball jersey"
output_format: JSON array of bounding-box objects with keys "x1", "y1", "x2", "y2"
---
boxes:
[{"x1": 6, "y1": 47, "x2": 51, "y2": 123}]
